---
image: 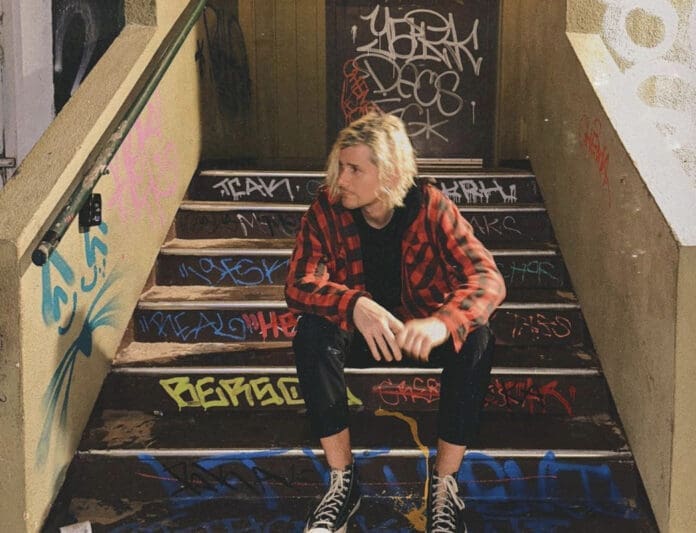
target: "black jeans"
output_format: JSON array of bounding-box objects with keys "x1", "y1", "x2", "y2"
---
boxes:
[{"x1": 293, "y1": 314, "x2": 494, "y2": 446}]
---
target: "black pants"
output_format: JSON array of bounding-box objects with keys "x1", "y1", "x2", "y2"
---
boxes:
[{"x1": 293, "y1": 314, "x2": 494, "y2": 446}]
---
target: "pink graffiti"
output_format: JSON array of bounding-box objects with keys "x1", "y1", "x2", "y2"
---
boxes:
[
  {"x1": 510, "y1": 313, "x2": 573, "y2": 341},
  {"x1": 241, "y1": 310, "x2": 297, "y2": 340},
  {"x1": 340, "y1": 58, "x2": 380, "y2": 125},
  {"x1": 485, "y1": 378, "x2": 577, "y2": 416},
  {"x1": 106, "y1": 92, "x2": 179, "y2": 227},
  {"x1": 579, "y1": 115, "x2": 612, "y2": 205},
  {"x1": 373, "y1": 377, "x2": 440, "y2": 406}
]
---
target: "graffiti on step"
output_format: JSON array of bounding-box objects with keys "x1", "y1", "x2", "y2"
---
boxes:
[
  {"x1": 176, "y1": 256, "x2": 289, "y2": 286},
  {"x1": 372, "y1": 376, "x2": 578, "y2": 415},
  {"x1": 131, "y1": 449, "x2": 639, "y2": 529},
  {"x1": 579, "y1": 115, "x2": 612, "y2": 205},
  {"x1": 508, "y1": 312, "x2": 574, "y2": 342},
  {"x1": 107, "y1": 92, "x2": 179, "y2": 229},
  {"x1": 211, "y1": 175, "x2": 321, "y2": 202},
  {"x1": 436, "y1": 179, "x2": 517, "y2": 204},
  {"x1": 498, "y1": 259, "x2": 560, "y2": 287},
  {"x1": 137, "y1": 310, "x2": 297, "y2": 342},
  {"x1": 468, "y1": 214, "x2": 523, "y2": 238},
  {"x1": 52, "y1": 0, "x2": 125, "y2": 113},
  {"x1": 37, "y1": 222, "x2": 119, "y2": 463},
  {"x1": 181, "y1": 211, "x2": 303, "y2": 239},
  {"x1": 159, "y1": 375, "x2": 362, "y2": 410}
]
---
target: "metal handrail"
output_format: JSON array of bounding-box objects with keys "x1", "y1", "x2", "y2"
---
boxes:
[{"x1": 32, "y1": 0, "x2": 208, "y2": 266}]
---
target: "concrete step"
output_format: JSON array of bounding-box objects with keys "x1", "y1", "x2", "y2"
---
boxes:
[
  {"x1": 45, "y1": 465, "x2": 656, "y2": 532},
  {"x1": 156, "y1": 241, "x2": 570, "y2": 290},
  {"x1": 174, "y1": 202, "x2": 555, "y2": 246},
  {"x1": 187, "y1": 169, "x2": 541, "y2": 205},
  {"x1": 98, "y1": 363, "x2": 607, "y2": 417},
  {"x1": 132, "y1": 286, "x2": 587, "y2": 347}
]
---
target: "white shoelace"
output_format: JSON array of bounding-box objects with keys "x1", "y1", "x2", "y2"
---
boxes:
[
  {"x1": 310, "y1": 469, "x2": 350, "y2": 528},
  {"x1": 431, "y1": 474, "x2": 466, "y2": 532}
]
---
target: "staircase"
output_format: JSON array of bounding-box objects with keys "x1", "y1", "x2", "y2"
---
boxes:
[{"x1": 45, "y1": 164, "x2": 658, "y2": 532}]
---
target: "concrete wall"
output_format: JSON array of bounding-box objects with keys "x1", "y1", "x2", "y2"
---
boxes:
[
  {"x1": 0, "y1": 1, "x2": 204, "y2": 530},
  {"x1": 498, "y1": 1, "x2": 696, "y2": 530}
]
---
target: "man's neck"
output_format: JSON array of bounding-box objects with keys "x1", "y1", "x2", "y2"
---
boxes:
[{"x1": 361, "y1": 202, "x2": 394, "y2": 229}]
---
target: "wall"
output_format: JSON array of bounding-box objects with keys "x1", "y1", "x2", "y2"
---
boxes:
[
  {"x1": 202, "y1": 0, "x2": 327, "y2": 166},
  {"x1": 498, "y1": 0, "x2": 696, "y2": 530},
  {"x1": 0, "y1": 0, "x2": 204, "y2": 530}
]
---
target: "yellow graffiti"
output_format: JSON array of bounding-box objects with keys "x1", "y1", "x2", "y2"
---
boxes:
[
  {"x1": 375, "y1": 408, "x2": 429, "y2": 532},
  {"x1": 159, "y1": 376, "x2": 363, "y2": 410}
]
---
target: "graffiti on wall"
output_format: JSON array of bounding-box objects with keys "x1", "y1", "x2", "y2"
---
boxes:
[
  {"x1": 599, "y1": 0, "x2": 696, "y2": 178},
  {"x1": 38, "y1": 223, "x2": 119, "y2": 463}
]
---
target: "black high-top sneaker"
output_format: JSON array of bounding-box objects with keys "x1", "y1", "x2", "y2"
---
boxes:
[
  {"x1": 426, "y1": 469, "x2": 467, "y2": 532},
  {"x1": 304, "y1": 462, "x2": 361, "y2": 533}
]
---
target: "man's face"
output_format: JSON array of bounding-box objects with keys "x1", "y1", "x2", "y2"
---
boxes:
[{"x1": 337, "y1": 144, "x2": 383, "y2": 211}]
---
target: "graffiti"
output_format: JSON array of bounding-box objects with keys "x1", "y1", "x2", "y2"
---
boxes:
[
  {"x1": 52, "y1": 0, "x2": 124, "y2": 112},
  {"x1": 236, "y1": 212, "x2": 301, "y2": 238},
  {"x1": 373, "y1": 377, "x2": 440, "y2": 406},
  {"x1": 344, "y1": 6, "x2": 483, "y2": 142},
  {"x1": 199, "y1": 3, "x2": 251, "y2": 120},
  {"x1": 579, "y1": 116, "x2": 612, "y2": 203},
  {"x1": 501, "y1": 260, "x2": 559, "y2": 285},
  {"x1": 138, "y1": 310, "x2": 297, "y2": 342},
  {"x1": 212, "y1": 176, "x2": 295, "y2": 201},
  {"x1": 468, "y1": 214, "x2": 522, "y2": 238},
  {"x1": 485, "y1": 378, "x2": 577, "y2": 416},
  {"x1": 437, "y1": 179, "x2": 518, "y2": 204},
  {"x1": 159, "y1": 375, "x2": 363, "y2": 410},
  {"x1": 38, "y1": 273, "x2": 119, "y2": 464},
  {"x1": 181, "y1": 211, "x2": 302, "y2": 239},
  {"x1": 510, "y1": 313, "x2": 573, "y2": 341},
  {"x1": 106, "y1": 92, "x2": 179, "y2": 229},
  {"x1": 599, "y1": 0, "x2": 696, "y2": 178},
  {"x1": 177, "y1": 257, "x2": 289, "y2": 287}
]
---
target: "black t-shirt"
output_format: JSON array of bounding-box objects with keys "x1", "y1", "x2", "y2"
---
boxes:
[{"x1": 352, "y1": 205, "x2": 408, "y2": 311}]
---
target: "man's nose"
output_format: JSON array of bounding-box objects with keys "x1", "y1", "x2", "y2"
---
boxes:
[{"x1": 337, "y1": 168, "x2": 349, "y2": 187}]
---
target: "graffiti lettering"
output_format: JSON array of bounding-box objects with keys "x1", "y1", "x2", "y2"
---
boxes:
[
  {"x1": 373, "y1": 377, "x2": 440, "y2": 406},
  {"x1": 159, "y1": 376, "x2": 363, "y2": 410},
  {"x1": 236, "y1": 212, "x2": 301, "y2": 238},
  {"x1": 485, "y1": 378, "x2": 576, "y2": 416},
  {"x1": 212, "y1": 176, "x2": 295, "y2": 201},
  {"x1": 438, "y1": 179, "x2": 517, "y2": 204},
  {"x1": 510, "y1": 313, "x2": 573, "y2": 341},
  {"x1": 177, "y1": 257, "x2": 289, "y2": 287},
  {"x1": 579, "y1": 115, "x2": 611, "y2": 203},
  {"x1": 468, "y1": 214, "x2": 522, "y2": 237},
  {"x1": 502, "y1": 260, "x2": 559, "y2": 285}
]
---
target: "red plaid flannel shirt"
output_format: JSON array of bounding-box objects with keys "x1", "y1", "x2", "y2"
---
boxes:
[{"x1": 285, "y1": 182, "x2": 506, "y2": 351}]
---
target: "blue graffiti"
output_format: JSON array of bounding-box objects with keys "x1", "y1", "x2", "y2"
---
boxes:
[
  {"x1": 41, "y1": 249, "x2": 77, "y2": 334},
  {"x1": 138, "y1": 311, "x2": 249, "y2": 341},
  {"x1": 81, "y1": 222, "x2": 109, "y2": 292},
  {"x1": 178, "y1": 257, "x2": 289, "y2": 287},
  {"x1": 37, "y1": 273, "x2": 119, "y2": 464},
  {"x1": 500, "y1": 260, "x2": 560, "y2": 286}
]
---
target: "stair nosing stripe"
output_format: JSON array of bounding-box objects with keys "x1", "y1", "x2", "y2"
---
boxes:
[
  {"x1": 111, "y1": 366, "x2": 601, "y2": 376},
  {"x1": 136, "y1": 301, "x2": 581, "y2": 311},
  {"x1": 158, "y1": 247, "x2": 560, "y2": 257},
  {"x1": 198, "y1": 170, "x2": 536, "y2": 179},
  {"x1": 77, "y1": 448, "x2": 632, "y2": 459},
  {"x1": 179, "y1": 201, "x2": 547, "y2": 213}
]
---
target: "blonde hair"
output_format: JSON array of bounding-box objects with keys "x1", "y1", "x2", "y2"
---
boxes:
[{"x1": 326, "y1": 111, "x2": 417, "y2": 208}]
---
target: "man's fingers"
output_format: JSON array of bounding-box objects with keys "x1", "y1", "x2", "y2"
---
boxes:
[
  {"x1": 365, "y1": 336, "x2": 382, "y2": 362},
  {"x1": 375, "y1": 336, "x2": 393, "y2": 362},
  {"x1": 386, "y1": 332, "x2": 402, "y2": 361}
]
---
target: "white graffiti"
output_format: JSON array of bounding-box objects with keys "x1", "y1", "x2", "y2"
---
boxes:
[
  {"x1": 347, "y1": 6, "x2": 483, "y2": 141},
  {"x1": 213, "y1": 176, "x2": 295, "y2": 201},
  {"x1": 600, "y1": 0, "x2": 696, "y2": 173},
  {"x1": 438, "y1": 179, "x2": 518, "y2": 204},
  {"x1": 54, "y1": 0, "x2": 98, "y2": 97}
]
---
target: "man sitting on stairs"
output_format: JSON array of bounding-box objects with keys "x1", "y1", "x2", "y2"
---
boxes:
[{"x1": 285, "y1": 110, "x2": 506, "y2": 533}]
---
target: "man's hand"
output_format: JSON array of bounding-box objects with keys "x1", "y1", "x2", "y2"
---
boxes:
[
  {"x1": 397, "y1": 317, "x2": 450, "y2": 362},
  {"x1": 353, "y1": 297, "x2": 405, "y2": 362}
]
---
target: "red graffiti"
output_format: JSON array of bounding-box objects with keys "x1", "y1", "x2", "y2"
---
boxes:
[
  {"x1": 241, "y1": 311, "x2": 297, "y2": 340},
  {"x1": 579, "y1": 115, "x2": 612, "y2": 205},
  {"x1": 485, "y1": 378, "x2": 577, "y2": 416},
  {"x1": 373, "y1": 377, "x2": 440, "y2": 406},
  {"x1": 341, "y1": 59, "x2": 380, "y2": 125}
]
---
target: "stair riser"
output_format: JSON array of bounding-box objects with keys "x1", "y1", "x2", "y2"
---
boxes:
[
  {"x1": 156, "y1": 253, "x2": 569, "y2": 290},
  {"x1": 174, "y1": 209, "x2": 554, "y2": 245},
  {"x1": 98, "y1": 372, "x2": 606, "y2": 417},
  {"x1": 133, "y1": 307, "x2": 586, "y2": 346},
  {"x1": 188, "y1": 174, "x2": 542, "y2": 205},
  {"x1": 58, "y1": 453, "x2": 641, "y2": 506}
]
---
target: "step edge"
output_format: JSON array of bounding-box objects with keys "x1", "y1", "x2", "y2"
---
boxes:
[
  {"x1": 158, "y1": 247, "x2": 561, "y2": 257},
  {"x1": 197, "y1": 170, "x2": 536, "y2": 179},
  {"x1": 179, "y1": 201, "x2": 548, "y2": 213}
]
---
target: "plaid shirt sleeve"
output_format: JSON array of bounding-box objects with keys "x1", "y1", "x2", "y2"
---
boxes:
[
  {"x1": 284, "y1": 196, "x2": 369, "y2": 331},
  {"x1": 429, "y1": 188, "x2": 507, "y2": 351}
]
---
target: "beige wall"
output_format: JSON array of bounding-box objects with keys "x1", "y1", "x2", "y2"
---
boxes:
[
  {"x1": 0, "y1": 1, "x2": 204, "y2": 530},
  {"x1": 498, "y1": 1, "x2": 696, "y2": 530}
]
